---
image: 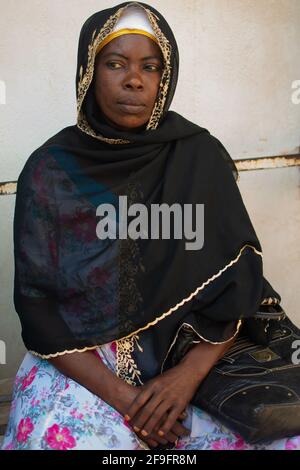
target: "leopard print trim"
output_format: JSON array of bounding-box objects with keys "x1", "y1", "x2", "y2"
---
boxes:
[{"x1": 261, "y1": 297, "x2": 280, "y2": 306}]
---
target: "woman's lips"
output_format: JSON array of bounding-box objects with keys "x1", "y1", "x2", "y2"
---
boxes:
[{"x1": 117, "y1": 101, "x2": 146, "y2": 114}]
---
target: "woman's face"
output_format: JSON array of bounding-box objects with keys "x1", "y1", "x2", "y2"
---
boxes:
[{"x1": 94, "y1": 34, "x2": 163, "y2": 132}]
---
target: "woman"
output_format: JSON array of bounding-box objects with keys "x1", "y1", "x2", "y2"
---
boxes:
[{"x1": 2, "y1": 2, "x2": 300, "y2": 450}]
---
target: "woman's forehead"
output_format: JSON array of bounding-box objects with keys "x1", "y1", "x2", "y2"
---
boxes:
[{"x1": 98, "y1": 35, "x2": 163, "y2": 60}]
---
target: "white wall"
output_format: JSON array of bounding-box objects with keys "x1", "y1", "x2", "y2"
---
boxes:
[{"x1": 0, "y1": 0, "x2": 299, "y2": 378}]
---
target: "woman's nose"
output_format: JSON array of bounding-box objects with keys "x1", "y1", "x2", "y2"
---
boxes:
[{"x1": 123, "y1": 71, "x2": 144, "y2": 90}]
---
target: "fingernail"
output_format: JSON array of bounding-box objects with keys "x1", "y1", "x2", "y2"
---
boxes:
[
  {"x1": 158, "y1": 430, "x2": 165, "y2": 437},
  {"x1": 133, "y1": 426, "x2": 140, "y2": 432},
  {"x1": 124, "y1": 415, "x2": 131, "y2": 421},
  {"x1": 141, "y1": 430, "x2": 148, "y2": 437}
]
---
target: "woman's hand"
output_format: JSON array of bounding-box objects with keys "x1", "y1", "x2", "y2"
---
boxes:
[
  {"x1": 133, "y1": 410, "x2": 190, "y2": 448},
  {"x1": 124, "y1": 336, "x2": 236, "y2": 439},
  {"x1": 124, "y1": 362, "x2": 202, "y2": 439},
  {"x1": 114, "y1": 379, "x2": 190, "y2": 448}
]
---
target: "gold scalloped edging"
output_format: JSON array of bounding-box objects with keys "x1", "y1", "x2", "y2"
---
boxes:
[
  {"x1": 29, "y1": 345, "x2": 102, "y2": 360},
  {"x1": 28, "y1": 244, "x2": 261, "y2": 360},
  {"x1": 116, "y1": 244, "x2": 262, "y2": 343},
  {"x1": 160, "y1": 319, "x2": 242, "y2": 374},
  {"x1": 114, "y1": 244, "x2": 260, "y2": 384}
]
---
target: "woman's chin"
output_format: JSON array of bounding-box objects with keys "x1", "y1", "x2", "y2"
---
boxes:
[{"x1": 110, "y1": 117, "x2": 148, "y2": 133}]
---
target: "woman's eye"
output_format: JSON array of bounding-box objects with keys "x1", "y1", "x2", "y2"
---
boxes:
[
  {"x1": 106, "y1": 62, "x2": 123, "y2": 69},
  {"x1": 144, "y1": 64, "x2": 162, "y2": 72},
  {"x1": 107, "y1": 62, "x2": 161, "y2": 72}
]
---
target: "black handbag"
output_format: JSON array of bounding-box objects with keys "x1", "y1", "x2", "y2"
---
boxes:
[{"x1": 163, "y1": 306, "x2": 300, "y2": 444}]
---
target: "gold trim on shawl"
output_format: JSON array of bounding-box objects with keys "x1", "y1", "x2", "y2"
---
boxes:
[
  {"x1": 116, "y1": 243, "x2": 262, "y2": 343},
  {"x1": 29, "y1": 345, "x2": 102, "y2": 360},
  {"x1": 160, "y1": 320, "x2": 243, "y2": 374},
  {"x1": 29, "y1": 244, "x2": 262, "y2": 362}
]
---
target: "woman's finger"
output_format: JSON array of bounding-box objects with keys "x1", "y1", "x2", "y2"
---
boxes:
[
  {"x1": 178, "y1": 410, "x2": 187, "y2": 421},
  {"x1": 145, "y1": 438, "x2": 159, "y2": 448},
  {"x1": 163, "y1": 429, "x2": 178, "y2": 443},
  {"x1": 129, "y1": 395, "x2": 164, "y2": 434},
  {"x1": 140, "y1": 431, "x2": 168, "y2": 446},
  {"x1": 170, "y1": 419, "x2": 191, "y2": 437},
  {"x1": 138, "y1": 401, "x2": 170, "y2": 437},
  {"x1": 157, "y1": 407, "x2": 183, "y2": 437},
  {"x1": 134, "y1": 415, "x2": 169, "y2": 446},
  {"x1": 125, "y1": 387, "x2": 154, "y2": 422},
  {"x1": 153, "y1": 412, "x2": 188, "y2": 442},
  {"x1": 148, "y1": 433, "x2": 169, "y2": 445},
  {"x1": 153, "y1": 414, "x2": 178, "y2": 443}
]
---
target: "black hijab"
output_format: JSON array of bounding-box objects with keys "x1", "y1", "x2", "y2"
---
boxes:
[{"x1": 14, "y1": 2, "x2": 280, "y2": 382}]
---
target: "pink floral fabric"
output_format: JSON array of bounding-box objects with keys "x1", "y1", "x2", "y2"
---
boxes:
[
  {"x1": 44, "y1": 424, "x2": 76, "y2": 450},
  {"x1": 2, "y1": 342, "x2": 300, "y2": 450}
]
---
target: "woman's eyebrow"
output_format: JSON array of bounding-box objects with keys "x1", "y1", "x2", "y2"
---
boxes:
[{"x1": 101, "y1": 52, "x2": 162, "y2": 61}]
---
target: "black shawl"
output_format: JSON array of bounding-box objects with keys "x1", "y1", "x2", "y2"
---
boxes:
[{"x1": 13, "y1": 1, "x2": 280, "y2": 384}]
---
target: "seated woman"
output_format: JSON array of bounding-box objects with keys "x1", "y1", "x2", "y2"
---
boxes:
[{"x1": 2, "y1": 2, "x2": 300, "y2": 450}]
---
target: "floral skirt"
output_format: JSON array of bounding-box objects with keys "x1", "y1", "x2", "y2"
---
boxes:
[{"x1": 2, "y1": 340, "x2": 300, "y2": 451}]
